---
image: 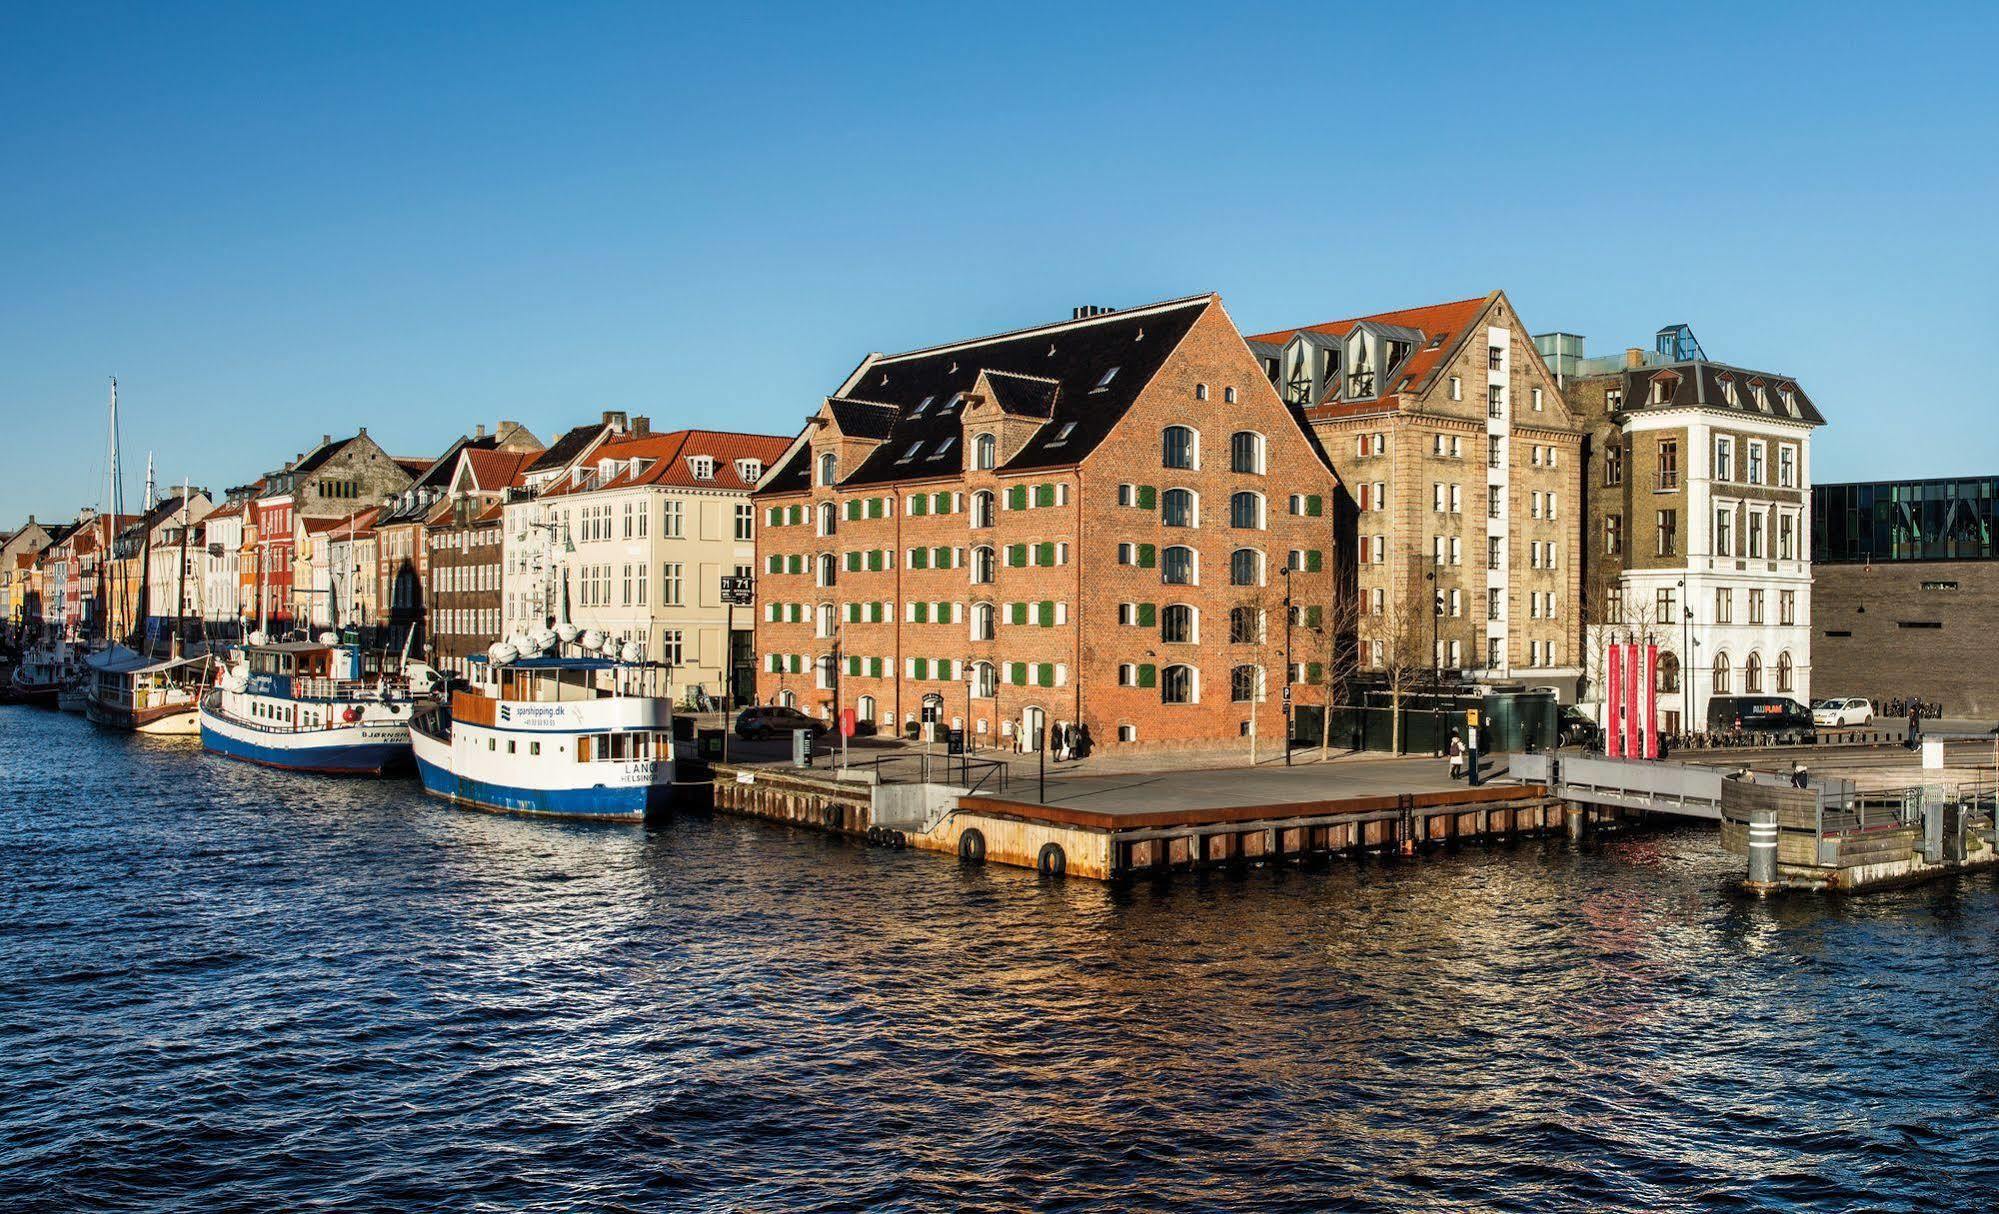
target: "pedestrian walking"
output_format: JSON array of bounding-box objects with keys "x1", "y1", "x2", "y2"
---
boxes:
[
  {"x1": 1909, "y1": 704, "x2": 1922, "y2": 751},
  {"x1": 1791, "y1": 759, "x2": 1809, "y2": 789},
  {"x1": 1448, "y1": 731, "x2": 1465, "y2": 779}
]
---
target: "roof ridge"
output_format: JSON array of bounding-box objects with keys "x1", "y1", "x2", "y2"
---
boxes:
[
  {"x1": 1249, "y1": 292, "x2": 1494, "y2": 340},
  {"x1": 827, "y1": 396, "x2": 902, "y2": 411},
  {"x1": 982, "y1": 369, "x2": 1063, "y2": 385},
  {"x1": 874, "y1": 292, "x2": 1214, "y2": 365}
]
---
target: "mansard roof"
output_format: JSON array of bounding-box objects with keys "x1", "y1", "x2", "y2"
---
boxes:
[
  {"x1": 1612, "y1": 360, "x2": 1824, "y2": 425},
  {"x1": 763, "y1": 294, "x2": 1214, "y2": 492}
]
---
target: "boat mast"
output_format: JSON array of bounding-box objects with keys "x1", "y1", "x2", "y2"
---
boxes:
[{"x1": 174, "y1": 479, "x2": 190, "y2": 659}]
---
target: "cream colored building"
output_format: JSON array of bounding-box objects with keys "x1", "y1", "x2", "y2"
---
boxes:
[{"x1": 502, "y1": 425, "x2": 790, "y2": 705}]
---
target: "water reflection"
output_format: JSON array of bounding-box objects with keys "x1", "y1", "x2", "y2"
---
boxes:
[{"x1": 2, "y1": 704, "x2": 1996, "y2": 1211}]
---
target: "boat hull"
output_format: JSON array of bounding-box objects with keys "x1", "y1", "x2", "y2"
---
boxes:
[
  {"x1": 200, "y1": 701, "x2": 411, "y2": 775},
  {"x1": 410, "y1": 718, "x2": 669, "y2": 822},
  {"x1": 88, "y1": 699, "x2": 200, "y2": 734}
]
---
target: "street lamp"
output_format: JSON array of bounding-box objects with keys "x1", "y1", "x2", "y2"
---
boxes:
[
  {"x1": 1679, "y1": 575, "x2": 1694, "y2": 735},
  {"x1": 1283, "y1": 566, "x2": 1294, "y2": 766},
  {"x1": 1426, "y1": 568, "x2": 1441, "y2": 688}
]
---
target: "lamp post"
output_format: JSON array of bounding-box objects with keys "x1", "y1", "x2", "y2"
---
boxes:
[
  {"x1": 1426, "y1": 568, "x2": 1439, "y2": 689},
  {"x1": 1679, "y1": 575, "x2": 1693, "y2": 735},
  {"x1": 1283, "y1": 566, "x2": 1295, "y2": 766}
]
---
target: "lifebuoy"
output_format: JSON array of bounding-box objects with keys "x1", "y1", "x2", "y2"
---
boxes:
[{"x1": 343, "y1": 706, "x2": 362, "y2": 724}]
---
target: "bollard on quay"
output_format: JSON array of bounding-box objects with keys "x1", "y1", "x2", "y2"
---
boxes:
[{"x1": 1745, "y1": 803, "x2": 1780, "y2": 893}]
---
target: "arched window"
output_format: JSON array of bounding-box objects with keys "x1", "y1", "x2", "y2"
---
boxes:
[
  {"x1": 1712, "y1": 651, "x2": 1731, "y2": 695},
  {"x1": 818, "y1": 501, "x2": 837, "y2": 537},
  {"x1": 1230, "y1": 431, "x2": 1265, "y2": 475},
  {"x1": 778, "y1": 690, "x2": 796, "y2": 708},
  {"x1": 1224, "y1": 386, "x2": 1237, "y2": 404},
  {"x1": 1163, "y1": 425, "x2": 1198, "y2": 470},
  {"x1": 971, "y1": 490, "x2": 995, "y2": 529},
  {"x1": 817, "y1": 553, "x2": 837, "y2": 587},
  {"x1": 974, "y1": 433, "x2": 997, "y2": 470},
  {"x1": 818, "y1": 452, "x2": 837, "y2": 487},
  {"x1": 1195, "y1": 383, "x2": 1209, "y2": 401},
  {"x1": 971, "y1": 601, "x2": 995, "y2": 641},
  {"x1": 1744, "y1": 651, "x2": 1763, "y2": 693},
  {"x1": 1162, "y1": 545, "x2": 1196, "y2": 585},
  {"x1": 1230, "y1": 548, "x2": 1263, "y2": 587},
  {"x1": 1230, "y1": 491, "x2": 1265, "y2": 530},
  {"x1": 1161, "y1": 604, "x2": 1197, "y2": 644},
  {"x1": 1776, "y1": 651, "x2": 1794, "y2": 693},
  {"x1": 971, "y1": 546, "x2": 995, "y2": 584},
  {"x1": 972, "y1": 661, "x2": 997, "y2": 699},
  {"x1": 1657, "y1": 652, "x2": 1681, "y2": 693},
  {"x1": 1161, "y1": 664, "x2": 1197, "y2": 704},
  {"x1": 1229, "y1": 606, "x2": 1263, "y2": 644},
  {"x1": 1231, "y1": 664, "x2": 1263, "y2": 703},
  {"x1": 816, "y1": 602, "x2": 835, "y2": 638},
  {"x1": 1162, "y1": 488, "x2": 1196, "y2": 528}
]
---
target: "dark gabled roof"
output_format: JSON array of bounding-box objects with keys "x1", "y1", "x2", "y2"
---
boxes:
[
  {"x1": 1600, "y1": 361, "x2": 1824, "y2": 426},
  {"x1": 826, "y1": 295, "x2": 1212, "y2": 487},
  {"x1": 526, "y1": 421, "x2": 610, "y2": 475},
  {"x1": 984, "y1": 371, "x2": 1060, "y2": 418},
  {"x1": 292, "y1": 435, "x2": 353, "y2": 475},
  {"x1": 826, "y1": 398, "x2": 899, "y2": 440}
]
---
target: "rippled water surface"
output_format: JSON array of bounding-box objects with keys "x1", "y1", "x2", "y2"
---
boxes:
[{"x1": 5, "y1": 705, "x2": 1999, "y2": 1211}]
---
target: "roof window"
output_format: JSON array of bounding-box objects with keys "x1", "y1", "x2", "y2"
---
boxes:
[
  {"x1": 1047, "y1": 421, "x2": 1078, "y2": 446},
  {"x1": 689, "y1": 456, "x2": 714, "y2": 480},
  {"x1": 927, "y1": 437, "x2": 956, "y2": 460},
  {"x1": 896, "y1": 441, "x2": 924, "y2": 464},
  {"x1": 735, "y1": 459, "x2": 762, "y2": 482},
  {"x1": 912, "y1": 395, "x2": 935, "y2": 416},
  {"x1": 1092, "y1": 367, "x2": 1120, "y2": 393}
]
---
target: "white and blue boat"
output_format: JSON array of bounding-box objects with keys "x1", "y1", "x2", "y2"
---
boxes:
[
  {"x1": 410, "y1": 632, "x2": 675, "y2": 821},
  {"x1": 200, "y1": 637, "x2": 438, "y2": 774}
]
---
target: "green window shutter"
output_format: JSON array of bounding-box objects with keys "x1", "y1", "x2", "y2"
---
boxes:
[
  {"x1": 792, "y1": 505, "x2": 804, "y2": 525},
  {"x1": 791, "y1": 655, "x2": 804, "y2": 674},
  {"x1": 844, "y1": 551, "x2": 859, "y2": 572},
  {"x1": 1010, "y1": 662, "x2": 1028, "y2": 686},
  {"x1": 1008, "y1": 485, "x2": 1027, "y2": 511},
  {"x1": 1138, "y1": 664, "x2": 1157, "y2": 688},
  {"x1": 1308, "y1": 662, "x2": 1324, "y2": 683},
  {"x1": 1009, "y1": 602, "x2": 1026, "y2": 626},
  {"x1": 1034, "y1": 484, "x2": 1055, "y2": 508},
  {"x1": 910, "y1": 494, "x2": 927, "y2": 517},
  {"x1": 1138, "y1": 544, "x2": 1157, "y2": 569},
  {"x1": 1138, "y1": 602, "x2": 1156, "y2": 628},
  {"x1": 935, "y1": 546, "x2": 950, "y2": 567},
  {"x1": 1137, "y1": 485, "x2": 1157, "y2": 510},
  {"x1": 867, "y1": 550, "x2": 883, "y2": 571},
  {"x1": 1306, "y1": 494, "x2": 1324, "y2": 517},
  {"x1": 1037, "y1": 663, "x2": 1055, "y2": 688},
  {"x1": 912, "y1": 658, "x2": 928, "y2": 680},
  {"x1": 1006, "y1": 543, "x2": 1025, "y2": 567},
  {"x1": 910, "y1": 548, "x2": 928, "y2": 570},
  {"x1": 870, "y1": 601, "x2": 884, "y2": 623},
  {"x1": 1038, "y1": 601, "x2": 1055, "y2": 628},
  {"x1": 766, "y1": 555, "x2": 780, "y2": 574},
  {"x1": 789, "y1": 554, "x2": 804, "y2": 574},
  {"x1": 1306, "y1": 549, "x2": 1324, "y2": 573},
  {"x1": 932, "y1": 492, "x2": 949, "y2": 514},
  {"x1": 1036, "y1": 542, "x2": 1054, "y2": 566},
  {"x1": 1307, "y1": 606, "x2": 1323, "y2": 629},
  {"x1": 914, "y1": 602, "x2": 929, "y2": 623},
  {"x1": 870, "y1": 657, "x2": 883, "y2": 677}
]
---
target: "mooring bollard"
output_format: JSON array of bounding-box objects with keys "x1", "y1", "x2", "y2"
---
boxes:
[{"x1": 1746, "y1": 803, "x2": 1779, "y2": 890}]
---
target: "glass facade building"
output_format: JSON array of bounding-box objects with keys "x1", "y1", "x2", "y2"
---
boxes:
[{"x1": 1813, "y1": 477, "x2": 1999, "y2": 563}]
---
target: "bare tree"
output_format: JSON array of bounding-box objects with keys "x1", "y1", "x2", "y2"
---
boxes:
[
  {"x1": 1229, "y1": 582, "x2": 1287, "y2": 766},
  {"x1": 1313, "y1": 568, "x2": 1363, "y2": 760},
  {"x1": 1361, "y1": 565, "x2": 1433, "y2": 753}
]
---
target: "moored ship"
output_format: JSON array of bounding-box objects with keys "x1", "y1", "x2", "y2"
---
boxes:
[
  {"x1": 84, "y1": 645, "x2": 211, "y2": 734},
  {"x1": 199, "y1": 637, "x2": 439, "y2": 774},
  {"x1": 8, "y1": 644, "x2": 76, "y2": 708},
  {"x1": 410, "y1": 631, "x2": 674, "y2": 821}
]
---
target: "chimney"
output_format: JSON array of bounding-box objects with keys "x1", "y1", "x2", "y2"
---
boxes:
[
  {"x1": 322, "y1": 434, "x2": 331, "y2": 446},
  {"x1": 631, "y1": 415, "x2": 650, "y2": 437},
  {"x1": 475, "y1": 423, "x2": 487, "y2": 438},
  {"x1": 356, "y1": 426, "x2": 367, "y2": 438},
  {"x1": 1624, "y1": 348, "x2": 1645, "y2": 369},
  {"x1": 603, "y1": 409, "x2": 629, "y2": 432},
  {"x1": 1072, "y1": 305, "x2": 1113, "y2": 320}
]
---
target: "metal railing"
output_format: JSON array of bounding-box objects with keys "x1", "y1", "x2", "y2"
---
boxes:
[{"x1": 867, "y1": 751, "x2": 1008, "y2": 794}]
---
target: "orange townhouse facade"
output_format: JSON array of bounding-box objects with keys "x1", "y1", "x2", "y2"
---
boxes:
[{"x1": 753, "y1": 293, "x2": 1343, "y2": 753}]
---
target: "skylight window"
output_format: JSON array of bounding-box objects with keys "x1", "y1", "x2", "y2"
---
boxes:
[
  {"x1": 927, "y1": 437, "x2": 956, "y2": 460},
  {"x1": 912, "y1": 395, "x2": 935, "y2": 416},
  {"x1": 1092, "y1": 367, "x2": 1120, "y2": 392},
  {"x1": 941, "y1": 392, "x2": 963, "y2": 412},
  {"x1": 896, "y1": 441, "x2": 924, "y2": 463},
  {"x1": 1046, "y1": 421, "x2": 1078, "y2": 446}
]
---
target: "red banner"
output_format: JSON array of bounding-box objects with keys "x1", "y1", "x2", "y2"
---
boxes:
[
  {"x1": 1606, "y1": 642, "x2": 1625, "y2": 758},
  {"x1": 1641, "y1": 643, "x2": 1659, "y2": 759},
  {"x1": 1623, "y1": 641, "x2": 1642, "y2": 759}
]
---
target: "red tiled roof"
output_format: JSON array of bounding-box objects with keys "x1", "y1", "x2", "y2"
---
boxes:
[
  {"x1": 462, "y1": 447, "x2": 535, "y2": 492},
  {"x1": 1245, "y1": 294, "x2": 1496, "y2": 410},
  {"x1": 537, "y1": 429, "x2": 791, "y2": 497}
]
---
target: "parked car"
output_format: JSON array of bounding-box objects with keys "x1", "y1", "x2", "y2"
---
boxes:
[
  {"x1": 1706, "y1": 695, "x2": 1814, "y2": 733},
  {"x1": 1812, "y1": 697, "x2": 1875, "y2": 727},
  {"x1": 1558, "y1": 706, "x2": 1601, "y2": 749},
  {"x1": 735, "y1": 706, "x2": 831, "y2": 741}
]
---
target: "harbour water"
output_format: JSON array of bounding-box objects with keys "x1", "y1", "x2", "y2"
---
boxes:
[{"x1": 4, "y1": 704, "x2": 1998, "y2": 1211}]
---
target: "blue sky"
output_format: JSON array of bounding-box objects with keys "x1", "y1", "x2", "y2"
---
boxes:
[{"x1": 3, "y1": 1, "x2": 1994, "y2": 522}]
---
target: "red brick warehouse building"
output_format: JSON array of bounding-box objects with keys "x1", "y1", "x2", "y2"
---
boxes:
[{"x1": 754, "y1": 294, "x2": 1344, "y2": 752}]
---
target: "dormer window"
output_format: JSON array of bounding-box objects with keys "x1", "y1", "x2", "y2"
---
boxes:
[
  {"x1": 818, "y1": 452, "x2": 837, "y2": 487},
  {"x1": 1752, "y1": 381, "x2": 1769, "y2": 412},
  {"x1": 1650, "y1": 376, "x2": 1673, "y2": 405},
  {"x1": 1720, "y1": 375, "x2": 1739, "y2": 407},
  {"x1": 689, "y1": 456, "x2": 714, "y2": 481},
  {"x1": 735, "y1": 459, "x2": 762, "y2": 482},
  {"x1": 1780, "y1": 386, "x2": 1799, "y2": 417},
  {"x1": 598, "y1": 458, "x2": 617, "y2": 479},
  {"x1": 1606, "y1": 388, "x2": 1624, "y2": 410},
  {"x1": 974, "y1": 433, "x2": 997, "y2": 470},
  {"x1": 1092, "y1": 367, "x2": 1120, "y2": 392}
]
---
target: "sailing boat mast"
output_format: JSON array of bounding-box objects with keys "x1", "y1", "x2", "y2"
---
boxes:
[
  {"x1": 174, "y1": 478, "x2": 191, "y2": 659},
  {"x1": 105, "y1": 378, "x2": 126, "y2": 644}
]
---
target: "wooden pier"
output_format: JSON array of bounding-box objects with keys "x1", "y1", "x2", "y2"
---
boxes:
[{"x1": 706, "y1": 760, "x2": 1577, "y2": 881}]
